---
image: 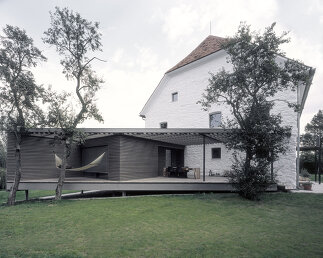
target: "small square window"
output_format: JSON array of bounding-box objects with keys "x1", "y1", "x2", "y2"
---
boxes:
[
  {"x1": 172, "y1": 92, "x2": 178, "y2": 102},
  {"x1": 160, "y1": 122, "x2": 167, "y2": 129},
  {"x1": 212, "y1": 148, "x2": 221, "y2": 159}
]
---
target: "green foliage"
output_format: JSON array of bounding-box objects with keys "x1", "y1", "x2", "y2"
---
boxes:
[
  {"x1": 0, "y1": 168, "x2": 5, "y2": 190},
  {"x1": 300, "y1": 110, "x2": 323, "y2": 173},
  {"x1": 0, "y1": 194, "x2": 323, "y2": 257},
  {"x1": 301, "y1": 110, "x2": 323, "y2": 147},
  {"x1": 0, "y1": 25, "x2": 48, "y2": 205},
  {"x1": 300, "y1": 168, "x2": 311, "y2": 178},
  {"x1": 300, "y1": 151, "x2": 316, "y2": 173},
  {"x1": 43, "y1": 7, "x2": 104, "y2": 131},
  {"x1": 225, "y1": 155, "x2": 273, "y2": 200},
  {"x1": 43, "y1": 7, "x2": 105, "y2": 199},
  {"x1": 305, "y1": 110, "x2": 323, "y2": 137},
  {"x1": 0, "y1": 25, "x2": 47, "y2": 133},
  {"x1": 0, "y1": 135, "x2": 5, "y2": 168},
  {"x1": 199, "y1": 23, "x2": 313, "y2": 200}
]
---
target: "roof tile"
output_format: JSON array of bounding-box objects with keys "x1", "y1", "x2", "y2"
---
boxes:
[{"x1": 166, "y1": 35, "x2": 227, "y2": 73}]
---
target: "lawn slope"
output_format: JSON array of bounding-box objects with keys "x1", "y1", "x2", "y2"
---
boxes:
[{"x1": 0, "y1": 193, "x2": 322, "y2": 257}]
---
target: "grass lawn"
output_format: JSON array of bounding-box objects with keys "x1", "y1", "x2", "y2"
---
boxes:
[
  {"x1": 0, "y1": 193, "x2": 323, "y2": 257},
  {"x1": 0, "y1": 190, "x2": 78, "y2": 204}
]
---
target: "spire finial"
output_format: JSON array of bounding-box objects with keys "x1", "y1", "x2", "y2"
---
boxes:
[{"x1": 210, "y1": 21, "x2": 212, "y2": 35}]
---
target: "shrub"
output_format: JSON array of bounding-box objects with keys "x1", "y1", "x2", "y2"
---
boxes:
[
  {"x1": 300, "y1": 169, "x2": 311, "y2": 178},
  {"x1": 0, "y1": 167, "x2": 6, "y2": 190},
  {"x1": 225, "y1": 156, "x2": 272, "y2": 200}
]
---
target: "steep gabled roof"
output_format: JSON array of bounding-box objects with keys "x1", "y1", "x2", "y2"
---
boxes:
[
  {"x1": 140, "y1": 35, "x2": 315, "y2": 118},
  {"x1": 166, "y1": 35, "x2": 227, "y2": 73},
  {"x1": 140, "y1": 35, "x2": 227, "y2": 117}
]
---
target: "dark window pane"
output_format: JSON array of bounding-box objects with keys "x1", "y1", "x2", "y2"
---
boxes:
[
  {"x1": 160, "y1": 122, "x2": 167, "y2": 129},
  {"x1": 212, "y1": 148, "x2": 221, "y2": 159}
]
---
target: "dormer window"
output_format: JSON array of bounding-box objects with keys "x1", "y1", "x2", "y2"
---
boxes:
[
  {"x1": 209, "y1": 112, "x2": 221, "y2": 128},
  {"x1": 172, "y1": 92, "x2": 178, "y2": 102},
  {"x1": 160, "y1": 122, "x2": 168, "y2": 129}
]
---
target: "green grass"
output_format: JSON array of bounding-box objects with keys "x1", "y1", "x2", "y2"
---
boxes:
[
  {"x1": 0, "y1": 190, "x2": 78, "y2": 204},
  {"x1": 0, "y1": 193, "x2": 323, "y2": 257}
]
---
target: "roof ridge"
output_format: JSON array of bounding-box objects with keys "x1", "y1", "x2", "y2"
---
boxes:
[{"x1": 166, "y1": 35, "x2": 227, "y2": 73}]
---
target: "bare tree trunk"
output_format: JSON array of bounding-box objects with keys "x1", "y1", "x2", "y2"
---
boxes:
[
  {"x1": 7, "y1": 133, "x2": 22, "y2": 206},
  {"x1": 55, "y1": 140, "x2": 67, "y2": 200},
  {"x1": 245, "y1": 147, "x2": 252, "y2": 176}
]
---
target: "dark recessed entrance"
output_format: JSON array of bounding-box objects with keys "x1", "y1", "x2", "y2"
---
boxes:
[{"x1": 158, "y1": 147, "x2": 184, "y2": 176}]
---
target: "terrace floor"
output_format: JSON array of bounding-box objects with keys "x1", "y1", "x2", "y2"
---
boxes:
[
  {"x1": 8, "y1": 176, "x2": 277, "y2": 192},
  {"x1": 18, "y1": 176, "x2": 230, "y2": 183}
]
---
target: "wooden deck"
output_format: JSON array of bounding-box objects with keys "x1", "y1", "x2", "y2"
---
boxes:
[
  {"x1": 18, "y1": 176, "x2": 230, "y2": 183},
  {"x1": 7, "y1": 176, "x2": 277, "y2": 192}
]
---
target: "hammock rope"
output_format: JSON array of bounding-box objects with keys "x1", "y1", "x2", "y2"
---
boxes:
[{"x1": 55, "y1": 152, "x2": 105, "y2": 172}]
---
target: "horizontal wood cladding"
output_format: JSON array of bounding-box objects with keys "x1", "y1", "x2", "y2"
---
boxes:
[
  {"x1": 7, "y1": 133, "x2": 185, "y2": 183},
  {"x1": 6, "y1": 134, "x2": 83, "y2": 181},
  {"x1": 119, "y1": 135, "x2": 184, "y2": 180},
  {"x1": 120, "y1": 136, "x2": 158, "y2": 180}
]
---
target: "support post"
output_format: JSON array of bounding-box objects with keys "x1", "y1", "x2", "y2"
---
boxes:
[
  {"x1": 25, "y1": 190, "x2": 29, "y2": 201},
  {"x1": 315, "y1": 147, "x2": 318, "y2": 182},
  {"x1": 319, "y1": 135, "x2": 322, "y2": 184},
  {"x1": 296, "y1": 112, "x2": 301, "y2": 189},
  {"x1": 122, "y1": 191, "x2": 126, "y2": 197},
  {"x1": 203, "y1": 134, "x2": 205, "y2": 182},
  {"x1": 270, "y1": 151, "x2": 274, "y2": 182}
]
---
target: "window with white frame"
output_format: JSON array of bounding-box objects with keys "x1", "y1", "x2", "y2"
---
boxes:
[
  {"x1": 172, "y1": 92, "x2": 178, "y2": 102},
  {"x1": 209, "y1": 112, "x2": 221, "y2": 128}
]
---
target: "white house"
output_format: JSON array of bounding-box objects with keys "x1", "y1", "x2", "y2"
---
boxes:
[{"x1": 139, "y1": 35, "x2": 315, "y2": 189}]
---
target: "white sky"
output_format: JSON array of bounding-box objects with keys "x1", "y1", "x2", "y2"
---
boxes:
[{"x1": 0, "y1": 0, "x2": 322, "y2": 132}]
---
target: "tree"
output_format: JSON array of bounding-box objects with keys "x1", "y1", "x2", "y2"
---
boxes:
[
  {"x1": 302, "y1": 110, "x2": 323, "y2": 146},
  {"x1": 300, "y1": 110, "x2": 323, "y2": 174},
  {"x1": 199, "y1": 23, "x2": 313, "y2": 200},
  {"x1": 0, "y1": 132, "x2": 6, "y2": 168},
  {"x1": 43, "y1": 7, "x2": 104, "y2": 200},
  {"x1": 0, "y1": 132, "x2": 6, "y2": 190},
  {"x1": 0, "y1": 25, "x2": 47, "y2": 205}
]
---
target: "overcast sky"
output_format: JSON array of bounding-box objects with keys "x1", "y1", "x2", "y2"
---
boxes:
[{"x1": 0, "y1": 0, "x2": 322, "y2": 132}]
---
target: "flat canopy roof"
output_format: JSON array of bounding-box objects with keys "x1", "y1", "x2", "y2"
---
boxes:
[{"x1": 29, "y1": 128, "x2": 231, "y2": 146}]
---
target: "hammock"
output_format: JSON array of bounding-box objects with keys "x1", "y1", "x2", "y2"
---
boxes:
[{"x1": 55, "y1": 152, "x2": 105, "y2": 172}]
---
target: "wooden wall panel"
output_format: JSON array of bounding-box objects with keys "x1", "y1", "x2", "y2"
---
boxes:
[
  {"x1": 120, "y1": 136, "x2": 158, "y2": 180},
  {"x1": 7, "y1": 133, "x2": 184, "y2": 182},
  {"x1": 119, "y1": 136, "x2": 185, "y2": 180},
  {"x1": 6, "y1": 134, "x2": 84, "y2": 181}
]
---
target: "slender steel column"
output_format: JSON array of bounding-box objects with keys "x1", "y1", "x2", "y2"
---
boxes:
[
  {"x1": 203, "y1": 134, "x2": 205, "y2": 182},
  {"x1": 315, "y1": 148, "x2": 318, "y2": 182},
  {"x1": 319, "y1": 135, "x2": 322, "y2": 184},
  {"x1": 296, "y1": 112, "x2": 301, "y2": 188}
]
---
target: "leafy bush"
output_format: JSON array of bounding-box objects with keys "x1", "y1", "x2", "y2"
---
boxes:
[
  {"x1": 0, "y1": 167, "x2": 6, "y2": 190},
  {"x1": 225, "y1": 156, "x2": 273, "y2": 200},
  {"x1": 300, "y1": 169, "x2": 311, "y2": 178}
]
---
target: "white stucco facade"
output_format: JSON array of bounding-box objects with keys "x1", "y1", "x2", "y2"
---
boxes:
[{"x1": 141, "y1": 50, "x2": 306, "y2": 189}]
